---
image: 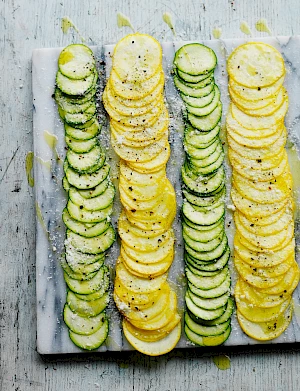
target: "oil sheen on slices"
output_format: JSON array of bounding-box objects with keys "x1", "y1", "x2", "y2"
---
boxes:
[
  {"x1": 226, "y1": 42, "x2": 299, "y2": 341},
  {"x1": 103, "y1": 33, "x2": 181, "y2": 356},
  {"x1": 55, "y1": 44, "x2": 116, "y2": 350},
  {"x1": 173, "y1": 43, "x2": 233, "y2": 346}
]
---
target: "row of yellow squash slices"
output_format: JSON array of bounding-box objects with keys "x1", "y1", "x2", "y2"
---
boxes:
[
  {"x1": 227, "y1": 42, "x2": 300, "y2": 340},
  {"x1": 103, "y1": 33, "x2": 181, "y2": 355}
]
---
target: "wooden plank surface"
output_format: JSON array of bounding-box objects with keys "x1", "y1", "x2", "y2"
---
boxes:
[{"x1": 1, "y1": 0, "x2": 300, "y2": 389}]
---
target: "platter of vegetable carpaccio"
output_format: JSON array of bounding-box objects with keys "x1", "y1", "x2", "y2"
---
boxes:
[{"x1": 32, "y1": 33, "x2": 300, "y2": 355}]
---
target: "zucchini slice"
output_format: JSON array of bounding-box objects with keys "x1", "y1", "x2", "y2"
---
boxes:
[
  {"x1": 64, "y1": 304, "x2": 106, "y2": 335},
  {"x1": 65, "y1": 162, "x2": 110, "y2": 190},
  {"x1": 178, "y1": 69, "x2": 214, "y2": 84},
  {"x1": 178, "y1": 72, "x2": 214, "y2": 89},
  {"x1": 188, "y1": 297, "x2": 234, "y2": 326},
  {"x1": 69, "y1": 184, "x2": 115, "y2": 211},
  {"x1": 58, "y1": 44, "x2": 95, "y2": 80},
  {"x1": 65, "y1": 119, "x2": 100, "y2": 141},
  {"x1": 74, "y1": 272, "x2": 109, "y2": 301},
  {"x1": 62, "y1": 208, "x2": 110, "y2": 238},
  {"x1": 56, "y1": 69, "x2": 97, "y2": 96},
  {"x1": 186, "y1": 247, "x2": 230, "y2": 273},
  {"x1": 182, "y1": 219, "x2": 224, "y2": 243},
  {"x1": 67, "y1": 290, "x2": 109, "y2": 317},
  {"x1": 67, "y1": 226, "x2": 115, "y2": 254},
  {"x1": 67, "y1": 144, "x2": 105, "y2": 173},
  {"x1": 174, "y1": 43, "x2": 217, "y2": 75},
  {"x1": 188, "y1": 289, "x2": 230, "y2": 310},
  {"x1": 183, "y1": 231, "x2": 224, "y2": 252},
  {"x1": 186, "y1": 267, "x2": 229, "y2": 290},
  {"x1": 182, "y1": 165, "x2": 225, "y2": 195},
  {"x1": 55, "y1": 86, "x2": 97, "y2": 105},
  {"x1": 67, "y1": 200, "x2": 113, "y2": 223},
  {"x1": 186, "y1": 86, "x2": 220, "y2": 117},
  {"x1": 64, "y1": 266, "x2": 108, "y2": 295},
  {"x1": 174, "y1": 75, "x2": 214, "y2": 98},
  {"x1": 56, "y1": 43, "x2": 115, "y2": 351},
  {"x1": 185, "y1": 312, "x2": 230, "y2": 336},
  {"x1": 65, "y1": 135, "x2": 98, "y2": 153},
  {"x1": 185, "y1": 323, "x2": 231, "y2": 346},
  {"x1": 185, "y1": 293, "x2": 226, "y2": 321},
  {"x1": 183, "y1": 184, "x2": 225, "y2": 208},
  {"x1": 61, "y1": 259, "x2": 98, "y2": 280},
  {"x1": 184, "y1": 124, "x2": 220, "y2": 147},
  {"x1": 188, "y1": 271, "x2": 231, "y2": 298},
  {"x1": 55, "y1": 91, "x2": 94, "y2": 114},
  {"x1": 59, "y1": 102, "x2": 96, "y2": 126},
  {"x1": 78, "y1": 178, "x2": 110, "y2": 199},
  {"x1": 185, "y1": 234, "x2": 228, "y2": 262},
  {"x1": 69, "y1": 318, "x2": 108, "y2": 350},
  {"x1": 188, "y1": 102, "x2": 222, "y2": 131}
]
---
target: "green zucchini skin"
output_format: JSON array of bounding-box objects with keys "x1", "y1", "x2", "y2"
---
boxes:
[
  {"x1": 173, "y1": 43, "x2": 232, "y2": 344},
  {"x1": 55, "y1": 44, "x2": 115, "y2": 350}
]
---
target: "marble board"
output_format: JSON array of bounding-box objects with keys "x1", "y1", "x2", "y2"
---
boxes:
[{"x1": 33, "y1": 36, "x2": 300, "y2": 354}]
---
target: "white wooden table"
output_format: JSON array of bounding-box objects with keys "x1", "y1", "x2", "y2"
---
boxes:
[{"x1": 1, "y1": 0, "x2": 300, "y2": 389}]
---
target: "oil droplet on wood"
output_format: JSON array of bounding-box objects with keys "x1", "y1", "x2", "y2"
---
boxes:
[
  {"x1": 255, "y1": 18, "x2": 272, "y2": 35},
  {"x1": 61, "y1": 16, "x2": 78, "y2": 34},
  {"x1": 212, "y1": 27, "x2": 222, "y2": 39},
  {"x1": 25, "y1": 151, "x2": 34, "y2": 187},
  {"x1": 61, "y1": 17, "x2": 85, "y2": 42},
  {"x1": 240, "y1": 21, "x2": 252, "y2": 36},
  {"x1": 119, "y1": 362, "x2": 129, "y2": 369},
  {"x1": 162, "y1": 12, "x2": 176, "y2": 36},
  {"x1": 117, "y1": 12, "x2": 135, "y2": 32},
  {"x1": 212, "y1": 355, "x2": 231, "y2": 370}
]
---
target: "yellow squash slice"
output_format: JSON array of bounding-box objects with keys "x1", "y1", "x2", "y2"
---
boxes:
[
  {"x1": 123, "y1": 314, "x2": 181, "y2": 342},
  {"x1": 121, "y1": 235, "x2": 175, "y2": 264},
  {"x1": 115, "y1": 284, "x2": 170, "y2": 321},
  {"x1": 227, "y1": 110, "x2": 280, "y2": 139},
  {"x1": 116, "y1": 259, "x2": 168, "y2": 294},
  {"x1": 227, "y1": 123, "x2": 287, "y2": 149},
  {"x1": 123, "y1": 321, "x2": 181, "y2": 356},
  {"x1": 231, "y1": 99, "x2": 288, "y2": 130},
  {"x1": 110, "y1": 68, "x2": 164, "y2": 100},
  {"x1": 237, "y1": 305, "x2": 292, "y2": 341},
  {"x1": 243, "y1": 87, "x2": 287, "y2": 117},
  {"x1": 229, "y1": 85, "x2": 278, "y2": 111},
  {"x1": 112, "y1": 33, "x2": 163, "y2": 83},
  {"x1": 227, "y1": 133, "x2": 286, "y2": 160},
  {"x1": 229, "y1": 75, "x2": 284, "y2": 101},
  {"x1": 234, "y1": 235, "x2": 295, "y2": 268},
  {"x1": 227, "y1": 42, "x2": 285, "y2": 88},
  {"x1": 231, "y1": 187, "x2": 289, "y2": 218},
  {"x1": 111, "y1": 133, "x2": 168, "y2": 163},
  {"x1": 236, "y1": 209, "x2": 293, "y2": 236},
  {"x1": 237, "y1": 277, "x2": 295, "y2": 308}
]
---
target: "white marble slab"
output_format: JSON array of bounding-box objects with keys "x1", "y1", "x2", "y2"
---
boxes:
[{"x1": 33, "y1": 36, "x2": 300, "y2": 354}]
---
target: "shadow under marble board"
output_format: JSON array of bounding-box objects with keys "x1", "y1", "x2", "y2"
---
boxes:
[{"x1": 32, "y1": 36, "x2": 300, "y2": 354}]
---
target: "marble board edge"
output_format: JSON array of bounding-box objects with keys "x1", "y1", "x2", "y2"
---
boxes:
[{"x1": 33, "y1": 35, "x2": 300, "y2": 354}]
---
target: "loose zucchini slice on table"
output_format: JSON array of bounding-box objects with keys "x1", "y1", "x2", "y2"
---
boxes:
[
  {"x1": 226, "y1": 42, "x2": 299, "y2": 341},
  {"x1": 173, "y1": 42, "x2": 232, "y2": 346},
  {"x1": 54, "y1": 44, "x2": 115, "y2": 350}
]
